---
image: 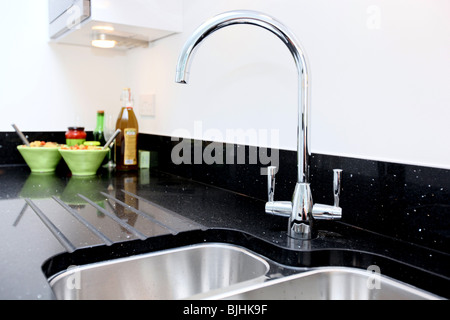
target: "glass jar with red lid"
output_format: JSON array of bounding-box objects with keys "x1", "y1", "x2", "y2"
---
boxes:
[{"x1": 65, "y1": 127, "x2": 87, "y2": 147}]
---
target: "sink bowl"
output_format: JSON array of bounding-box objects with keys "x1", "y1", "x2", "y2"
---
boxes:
[
  {"x1": 49, "y1": 243, "x2": 269, "y2": 300},
  {"x1": 46, "y1": 234, "x2": 444, "y2": 300},
  {"x1": 212, "y1": 267, "x2": 443, "y2": 300}
]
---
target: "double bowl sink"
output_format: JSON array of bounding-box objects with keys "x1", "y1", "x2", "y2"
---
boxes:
[{"x1": 47, "y1": 242, "x2": 444, "y2": 300}]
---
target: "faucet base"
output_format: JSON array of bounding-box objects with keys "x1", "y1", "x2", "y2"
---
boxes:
[
  {"x1": 288, "y1": 220, "x2": 317, "y2": 240},
  {"x1": 289, "y1": 183, "x2": 314, "y2": 240}
]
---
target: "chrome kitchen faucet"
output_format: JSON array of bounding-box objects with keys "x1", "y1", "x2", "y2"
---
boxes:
[{"x1": 175, "y1": 10, "x2": 342, "y2": 239}]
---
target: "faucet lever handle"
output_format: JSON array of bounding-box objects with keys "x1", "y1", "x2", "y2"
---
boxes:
[
  {"x1": 265, "y1": 166, "x2": 292, "y2": 217},
  {"x1": 312, "y1": 169, "x2": 343, "y2": 221},
  {"x1": 267, "y1": 166, "x2": 277, "y2": 202},
  {"x1": 333, "y1": 169, "x2": 343, "y2": 207}
]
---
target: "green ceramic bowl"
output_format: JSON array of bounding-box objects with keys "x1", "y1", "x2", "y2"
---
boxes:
[
  {"x1": 59, "y1": 148, "x2": 108, "y2": 176},
  {"x1": 17, "y1": 146, "x2": 62, "y2": 173}
]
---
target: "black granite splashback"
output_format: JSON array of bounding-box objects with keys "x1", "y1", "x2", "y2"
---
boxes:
[
  {"x1": 137, "y1": 133, "x2": 450, "y2": 254},
  {"x1": 310, "y1": 154, "x2": 449, "y2": 254},
  {"x1": 1, "y1": 131, "x2": 449, "y2": 253}
]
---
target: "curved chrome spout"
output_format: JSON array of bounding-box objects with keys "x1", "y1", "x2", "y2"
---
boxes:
[
  {"x1": 173, "y1": 10, "x2": 339, "y2": 240},
  {"x1": 175, "y1": 10, "x2": 311, "y2": 184}
]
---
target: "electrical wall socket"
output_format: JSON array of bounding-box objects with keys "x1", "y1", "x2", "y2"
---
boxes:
[{"x1": 139, "y1": 94, "x2": 156, "y2": 117}]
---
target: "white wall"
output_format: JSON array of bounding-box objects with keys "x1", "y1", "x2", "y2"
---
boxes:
[
  {"x1": 0, "y1": 0, "x2": 128, "y2": 133},
  {"x1": 1, "y1": 0, "x2": 449, "y2": 170},
  {"x1": 126, "y1": 0, "x2": 450, "y2": 169}
]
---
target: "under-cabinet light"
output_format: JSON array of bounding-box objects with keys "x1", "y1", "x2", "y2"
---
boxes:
[
  {"x1": 91, "y1": 33, "x2": 117, "y2": 48},
  {"x1": 92, "y1": 26, "x2": 115, "y2": 32}
]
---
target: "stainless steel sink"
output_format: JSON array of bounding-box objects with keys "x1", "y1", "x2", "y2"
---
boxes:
[
  {"x1": 211, "y1": 267, "x2": 443, "y2": 300},
  {"x1": 49, "y1": 243, "x2": 270, "y2": 300},
  {"x1": 48, "y1": 242, "x2": 443, "y2": 300}
]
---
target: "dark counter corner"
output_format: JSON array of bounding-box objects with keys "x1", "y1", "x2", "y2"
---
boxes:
[{"x1": 0, "y1": 131, "x2": 449, "y2": 299}]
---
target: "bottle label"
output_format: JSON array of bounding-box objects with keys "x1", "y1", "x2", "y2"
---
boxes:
[
  {"x1": 124, "y1": 128, "x2": 137, "y2": 165},
  {"x1": 66, "y1": 139, "x2": 86, "y2": 147}
]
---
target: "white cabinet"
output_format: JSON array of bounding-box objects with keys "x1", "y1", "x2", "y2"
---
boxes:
[{"x1": 49, "y1": 0, "x2": 183, "y2": 50}]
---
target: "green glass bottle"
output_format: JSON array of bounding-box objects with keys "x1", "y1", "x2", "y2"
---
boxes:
[{"x1": 93, "y1": 110, "x2": 106, "y2": 146}]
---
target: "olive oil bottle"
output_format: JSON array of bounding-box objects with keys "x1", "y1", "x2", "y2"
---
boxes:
[{"x1": 115, "y1": 88, "x2": 139, "y2": 171}]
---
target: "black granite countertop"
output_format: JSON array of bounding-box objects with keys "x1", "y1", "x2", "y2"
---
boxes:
[{"x1": 0, "y1": 163, "x2": 449, "y2": 300}]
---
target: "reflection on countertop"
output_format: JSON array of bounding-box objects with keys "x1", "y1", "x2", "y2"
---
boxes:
[{"x1": 8, "y1": 167, "x2": 205, "y2": 250}]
